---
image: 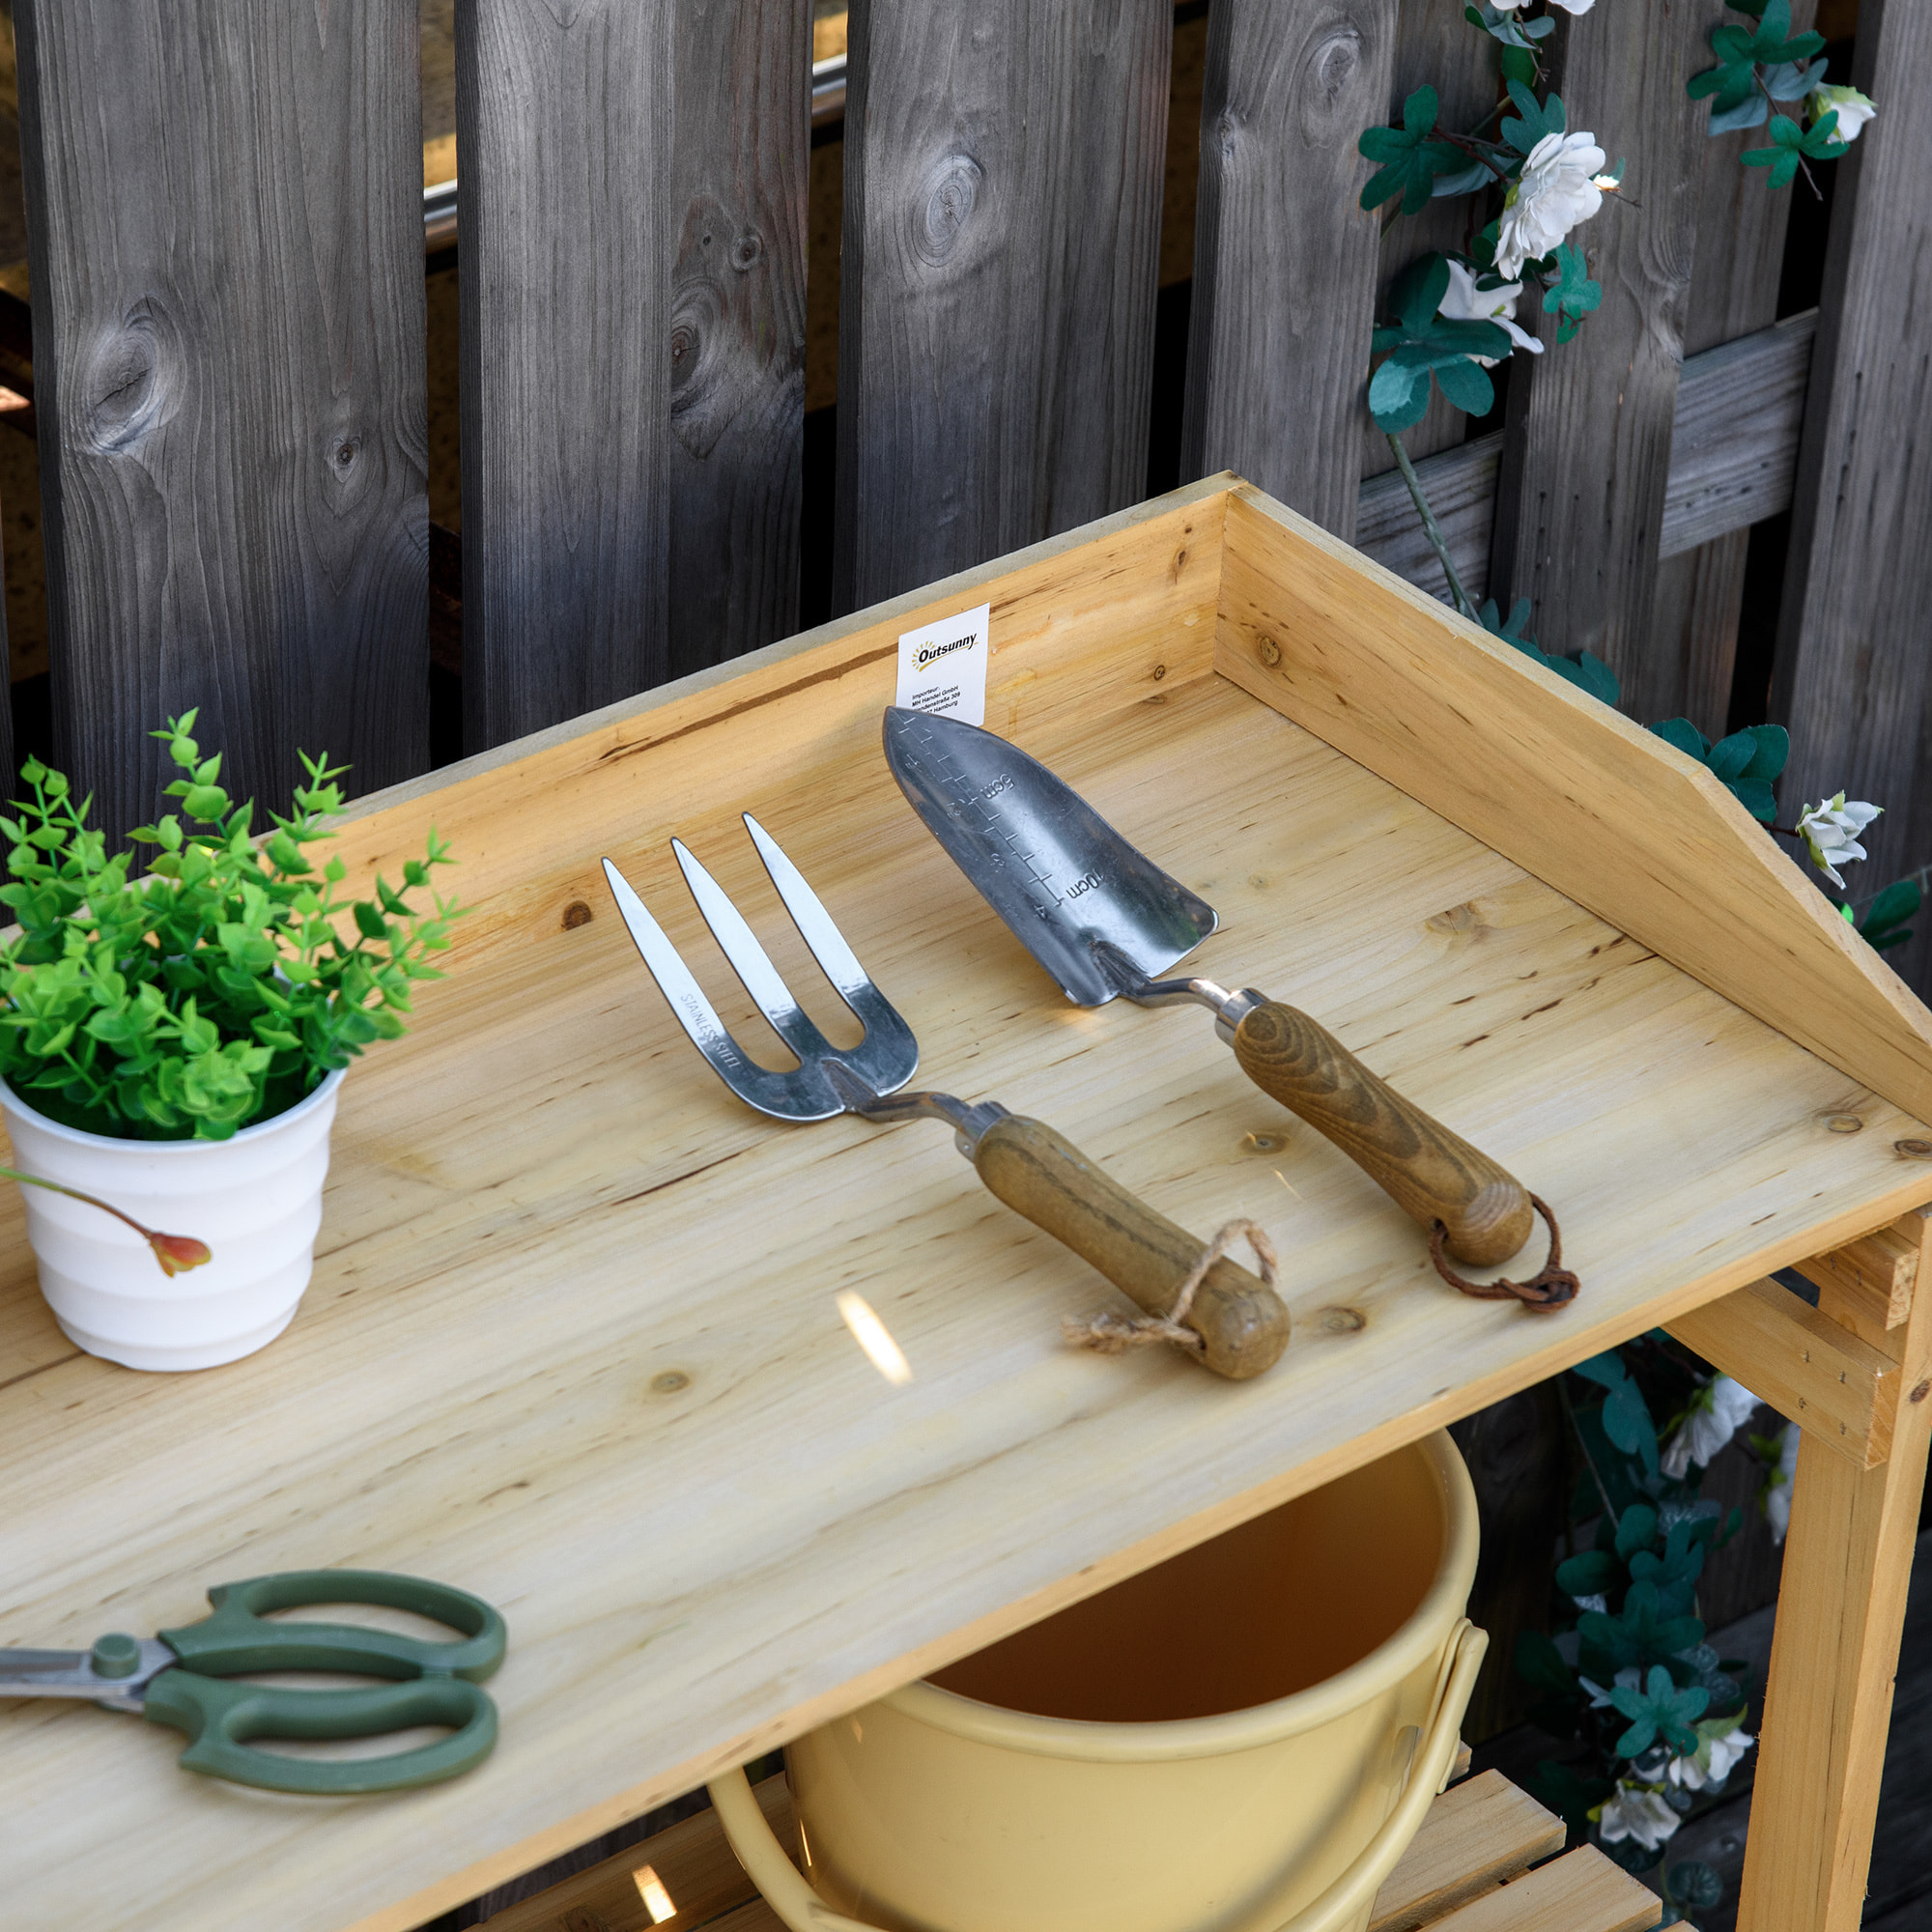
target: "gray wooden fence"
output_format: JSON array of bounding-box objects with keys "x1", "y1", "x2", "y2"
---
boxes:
[{"x1": 3, "y1": 0, "x2": 1927, "y2": 992}]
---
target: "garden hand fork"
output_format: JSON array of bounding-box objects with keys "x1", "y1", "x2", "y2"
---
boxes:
[{"x1": 601, "y1": 816, "x2": 1290, "y2": 1380}]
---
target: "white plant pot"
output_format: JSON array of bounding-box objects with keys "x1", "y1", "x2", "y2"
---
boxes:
[{"x1": 0, "y1": 1068, "x2": 346, "y2": 1372}]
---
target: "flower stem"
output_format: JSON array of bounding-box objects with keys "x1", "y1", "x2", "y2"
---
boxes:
[
  {"x1": 1559, "y1": 1373, "x2": 1623, "y2": 1534},
  {"x1": 0, "y1": 1163, "x2": 211, "y2": 1273},
  {"x1": 1385, "y1": 431, "x2": 1478, "y2": 620},
  {"x1": 1754, "y1": 73, "x2": 1824, "y2": 199}
]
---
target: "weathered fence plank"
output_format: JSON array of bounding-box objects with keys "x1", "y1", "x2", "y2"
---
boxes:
[
  {"x1": 1356, "y1": 312, "x2": 1813, "y2": 608},
  {"x1": 14, "y1": 0, "x2": 427, "y2": 835},
  {"x1": 1649, "y1": 0, "x2": 1815, "y2": 740},
  {"x1": 1772, "y1": 0, "x2": 1932, "y2": 993},
  {"x1": 1182, "y1": 0, "x2": 1395, "y2": 540},
  {"x1": 833, "y1": 0, "x2": 1172, "y2": 612},
  {"x1": 668, "y1": 0, "x2": 810, "y2": 679},
  {"x1": 457, "y1": 0, "x2": 673, "y2": 751},
  {"x1": 1487, "y1": 0, "x2": 1718, "y2": 720}
]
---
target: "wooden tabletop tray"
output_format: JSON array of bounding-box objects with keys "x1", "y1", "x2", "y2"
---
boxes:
[{"x1": 5, "y1": 476, "x2": 1930, "y2": 1931}]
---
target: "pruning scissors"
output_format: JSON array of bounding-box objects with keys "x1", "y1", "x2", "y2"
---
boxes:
[{"x1": 0, "y1": 1569, "x2": 506, "y2": 1795}]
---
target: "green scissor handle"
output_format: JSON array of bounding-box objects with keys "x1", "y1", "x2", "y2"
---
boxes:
[{"x1": 142, "y1": 1569, "x2": 506, "y2": 1795}]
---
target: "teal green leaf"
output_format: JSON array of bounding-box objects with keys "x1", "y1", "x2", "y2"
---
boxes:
[
  {"x1": 1359, "y1": 88, "x2": 1466, "y2": 216},
  {"x1": 1500, "y1": 79, "x2": 1565, "y2": 156}
]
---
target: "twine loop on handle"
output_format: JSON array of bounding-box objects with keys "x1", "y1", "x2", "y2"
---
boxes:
[
  {"x1": 1065, "y1": 1219, "x2": 1279, "y2": 1356},
  {"x1": 1429, "y1": 1195, "x2": 1578, "y2": 1311}
]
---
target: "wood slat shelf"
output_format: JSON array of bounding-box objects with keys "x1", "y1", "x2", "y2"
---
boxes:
[
  {"x1": 3, "y1": 479, "x2": 1926, "y2": 1932},
  {"x1": 475, "y1": 1769, "x2": 1657, "y2": 1932}
]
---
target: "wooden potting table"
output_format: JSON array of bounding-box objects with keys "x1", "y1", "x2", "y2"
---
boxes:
[{"x1": 2, "y1": 478, "x2": 1928, "y2": 1932}]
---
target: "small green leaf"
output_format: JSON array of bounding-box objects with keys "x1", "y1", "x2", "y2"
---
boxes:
[
  {"x1": 1358, "y1": 88, "x2": 1467, "y2": 216},
  {"x1": 1500, "y1": 79, "x2": 1565, "y2": 156},
  {"x1": 1738, "y1": 721, "x2": 1790, "y2": 782},
  {"x1": 1706, "y1": 730, "x2": 1757, "y2": 781},
  {"x1": 1650, "y1": 718, "x2": 1710, "y2": 760}
]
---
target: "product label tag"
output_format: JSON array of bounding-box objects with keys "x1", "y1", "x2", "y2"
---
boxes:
[{"x1": 895, "y1": 601, "x2": 990, "y2": 726}]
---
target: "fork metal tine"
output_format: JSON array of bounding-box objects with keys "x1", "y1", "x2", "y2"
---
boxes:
[
  {"x1": 672, "y1": 837, "x2": 839, "y2": 1066},
  {"x1": 599, "y1": 858, "x2": 842, "y2": 1122},
  {"x1": 742, "y1": 815, "x2": 919, "y2": 1097}
]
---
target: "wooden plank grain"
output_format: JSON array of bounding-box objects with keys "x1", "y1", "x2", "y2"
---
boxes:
[
  {"x1": 668, "y1": 0, "x2": 810, "y2": 679},
  {"x1": 1657, "y1": 313, "x2": 1814, "y2": 562},
  {"x1": 1771, "y1": 0, "x2": 1932, "y2": 992},
  {"x1": 1666, "y1": 1276, "x2": 1899, "y2": 1469},
  {"x1": 833, "y1": 0, "x2": 1172, "y2": 611},
  {"x1": 1487, "y1": 0, "x2": 1719, "y2": 724},
  {"x1": 1646, "y1": 0, "x2": 1815, "y2": 739},
  {"x1": 14, "y1": 0, "x2": 428, "y2": 838},
  {"x1": 1219, "y1": 483, "x2": 1932, "y2": 1129},
  {"x1": 456, "y1": 0, "x2": 673, "y2": 751},
  {"x1": 1181, "y1": 0, "x2": 1396, "y2": 540},
  {"x1": 1738, "y1": 1209, "x2": 1932, "y2": 1931}
]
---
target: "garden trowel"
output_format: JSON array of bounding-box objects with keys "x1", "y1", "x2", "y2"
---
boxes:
[{"x1": 883, "y1": 705, "x2": 1572, "y2": 1301}]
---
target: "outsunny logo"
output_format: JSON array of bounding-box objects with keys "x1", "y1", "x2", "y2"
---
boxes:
[
  {"x1": 915, "y1": 632, "x2": 977, "y2": 671},
  {"x1": 895, "y1": 598, "x2": 990, "y2": 725}
]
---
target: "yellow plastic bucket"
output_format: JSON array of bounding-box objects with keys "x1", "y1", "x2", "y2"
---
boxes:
[{"x1": 712, "y1": 1430, "x2": 1485, "y2": 1932}]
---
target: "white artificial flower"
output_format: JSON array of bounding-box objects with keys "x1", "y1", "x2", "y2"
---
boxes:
[
  {"x1": 1492, "y1": 0, "x2": 1595, "y2": 10},
  {"x1": 1799, "y1": 792, "x2": 1883, "y2": 888},
  {"x1": 1497, "y1": 131, "x2": 1607, "y2": 278},
  {"x1": 1812, "y1": 84, "x2": 1877, "y2": 144},
  {"x1": 1438, "y1": 260, "x2": 1545, "y2": 364},
  {"x1": 1765, "y1": 1420, "x2": 1802, "y2": 1544},
  {"x1": 1597, "y1": 1782, "x2": 1681, "y2": 1851},
  {"x1": 1662, "y1": 1375, "x2": 1762, "y2": 1479},
  {"x1": 1668, "y1": 1724, "x2": 1754, "y2": 1792}
]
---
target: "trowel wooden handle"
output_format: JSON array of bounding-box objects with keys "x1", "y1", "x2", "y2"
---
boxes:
[
  {"x1": 1231, "y1": 1002, "x2": 1533, "y2": 1267},
  {"x1": 972, "y1": 1115, "x2": 1290, "y2": 1380}
]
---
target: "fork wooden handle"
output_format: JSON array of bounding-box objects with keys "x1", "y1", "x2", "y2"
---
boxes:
[
  {"x1": 1230, "y1": 1002, "x2": 1534, "y2": 1267},
  {"x1": 973, "y1": 1116, "x2": 1290, "y2": 1380}
]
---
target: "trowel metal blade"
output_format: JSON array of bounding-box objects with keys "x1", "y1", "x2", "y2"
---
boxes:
[{"x1": 882, "y1": 706, "x2": 1217, "y2": 1007}]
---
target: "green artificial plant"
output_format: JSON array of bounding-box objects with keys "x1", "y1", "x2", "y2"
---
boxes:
[{"x1": 0, "y1": 714, "x2": 461, "y2": 1141}]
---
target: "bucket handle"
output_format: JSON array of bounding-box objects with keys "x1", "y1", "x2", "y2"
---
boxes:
[
  {"x1": 708, "y1": 1618, "x2": 1489, "y2": 1932},
  {"x1": 1257, "y1": 1618, "x2": 1487, "y2": 1932}
]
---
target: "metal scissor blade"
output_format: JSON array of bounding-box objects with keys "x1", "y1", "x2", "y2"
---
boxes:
[
  {"x1": 882, "y1": 706, "x2": 1218, "y2": 1007},
  {"x1": 0, "y1": 1647, "x2": 86, "y2": 1676},
  {"x1": 0, "y1": 1636, "x2": 174, "y2": 1707},
  {"x1": 600, "y1": 857, "x2": 844, "y2": 1122}
]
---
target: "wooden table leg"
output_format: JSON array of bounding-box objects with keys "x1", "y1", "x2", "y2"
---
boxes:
[{"x1": 1736, "y1": 1211, "x2": 1932, "y2": 1932}]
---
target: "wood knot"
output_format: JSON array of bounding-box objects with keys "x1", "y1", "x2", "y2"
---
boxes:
[
  {"x1": 1151, "y1": 663, "x2": 1166, "y2": 680},
  {"x1": 913, "y1": 153, "x2": 983, "y2": 267},
  {"x1": 668, "y1": 278, "x2": 733, "y2": 456},
  {"x1": 729, "y1": 230, "x2": 762, "y2": 272},
  {"x1": 1896, "y1": 1139, "x2": 1932, "y2": 1160},
  {"x1": 1823, "y1": 1113, "x2": 1864, "y2": 1134},
  {"x1": 1913, "y1": 1380, "x2": 1931, "y2": 1405},
  {"x1": 81, "y1": 298, "x2": 176, "y2": 453},
  {"x1": 1311, "y1": 28, "x2": 1364, "y2": 103},
  {"x1": 561, "y1": 900, "x2": 593, "y2": 929},
  {"x1": 1428, "y1": 902, "x2": 1490, "y2": 944},
  {"x1": 1240, "y1": 1129, "x2": 1288, "y2": 1154},
  {"x1": 1257, "y1": 636, "x2": 1282, "y2": 668},
  {"x1": 650, "y1": 1370, "x2": 691, "y2": 1394},
  {"x1": 1317, "y1": 1306, "x2": 1368, "y2": 1334}
]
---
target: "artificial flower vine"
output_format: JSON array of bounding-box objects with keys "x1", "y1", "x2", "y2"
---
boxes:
[{"x1": 1357, "y1": 0, "x2": 1904, "y2": 947}]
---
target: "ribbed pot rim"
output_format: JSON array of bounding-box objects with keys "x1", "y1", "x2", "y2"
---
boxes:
[
  {"x1": 884, "y1": 1430, "x2": 1478, "y2": 1764},
  {"x1": 0, "y1": 1065, "x2": 347, "y2": 1152}
]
